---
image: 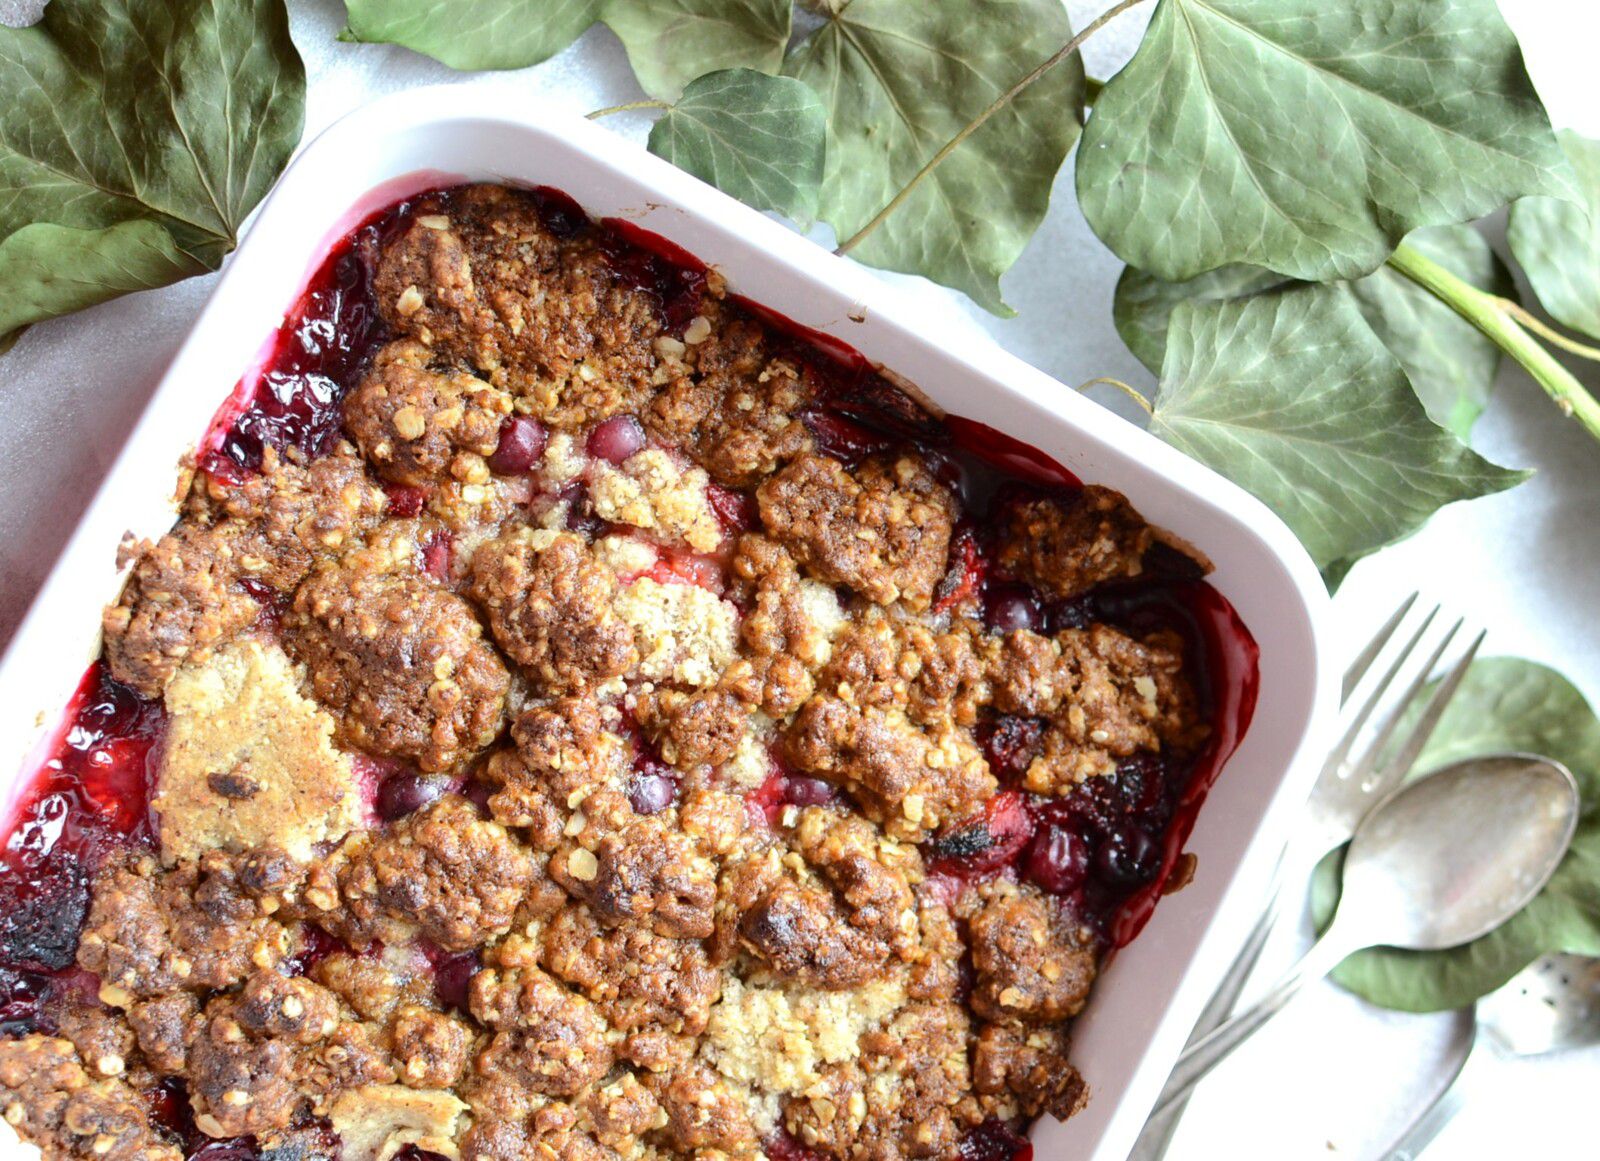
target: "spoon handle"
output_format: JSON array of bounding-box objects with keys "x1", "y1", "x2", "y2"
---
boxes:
[{"x1": 1149, "y1": 930, "x2": 1352, "y2": 1118}]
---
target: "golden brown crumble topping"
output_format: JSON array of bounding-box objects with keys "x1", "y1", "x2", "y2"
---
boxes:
[{"x1": 6, "y1": 183, "x2": 1217, "y2": 1161}]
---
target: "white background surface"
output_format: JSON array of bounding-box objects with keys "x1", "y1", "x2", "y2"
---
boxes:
[{"x1": 0, "y1": 2, "x2": 1595, "y2": 1158}]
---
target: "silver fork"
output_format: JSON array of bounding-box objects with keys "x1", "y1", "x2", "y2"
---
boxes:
[{"x1": 1128, "y1": 595, "x2": 1485, "y2": 1159}]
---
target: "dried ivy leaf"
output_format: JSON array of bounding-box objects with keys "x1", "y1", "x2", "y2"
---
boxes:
[
  {"x1": 1509, "y1": 130, "x2": 1600, "y2": 342},
  {"x1": 1117, "y1": 226, "x2": 1514, "y2": 438},
  {"x1": 785, "y1": 0, "x2": 1084, "y2": 315},
  {"x1": 648, "y1": 71, "x2": 826, "y2": 223},
  {"x1": 1150, "y1": 285, "x2": 1528, "y2": 570},
  {"x1": 604, "y1": 0, "x2": 790, "y2": 100},
  {"x1": 1311, "y1": 658, "x2": 1600, "y2": 1012},
  {"x1": 1079, "y1": 0, "x2": 1573, "y2": 283},
  {"x1": 341, "y1": 0, "x2": 601, "y2": 70},
  {"x1": 0, "y1": 0, "x2": 304, "y2": 348}
]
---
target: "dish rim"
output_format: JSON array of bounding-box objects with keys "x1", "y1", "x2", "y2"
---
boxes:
[{"x1": 0, "y1": 86, "x2": 1337, "y2": 1161}]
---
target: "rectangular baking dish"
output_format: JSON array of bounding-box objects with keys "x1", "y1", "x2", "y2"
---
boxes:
[{"x1": 0, "y1": 86, "x2": 1336, "y2": 1160}]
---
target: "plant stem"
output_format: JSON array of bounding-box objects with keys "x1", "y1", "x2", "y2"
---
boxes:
[
  {"x1": 1078, "y1": 376, "x2": 1152, "y2": 414},
  {"x1": 1386, "y1": 243, "x2": 1600, "y2": 442},
  {"x1": 834, "y1": 0, "x2": 1151, "y2": 256},
  {"x1": 586, "y1": 99, "x2": 670, "y2": 120},
  {"x1": 1496, "y1": 298, "x2": 1600, "y2": 363}
]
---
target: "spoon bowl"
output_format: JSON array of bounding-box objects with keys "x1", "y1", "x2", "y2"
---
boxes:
[{"x1": 1338, "y1": 752, "x2": 1581, "y2": 951}]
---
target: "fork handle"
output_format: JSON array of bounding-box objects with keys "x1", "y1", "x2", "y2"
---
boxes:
[
  {"x1": 1380, "y1": 1025, "x2": 1486, "y2": 1160},
  {"x1": 1150, "y1": 931, "x2": 1351, "y2": 1118},
  {"x1": 1125, "y1": 883, "x2": 1285, "y2": 1160}
]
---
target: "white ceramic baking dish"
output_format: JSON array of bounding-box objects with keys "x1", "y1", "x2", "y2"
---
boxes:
[{"x1": 0, "y1": 86, "x2": 1335, "y2": 1160}]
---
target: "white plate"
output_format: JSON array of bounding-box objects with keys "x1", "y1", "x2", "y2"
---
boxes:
[{"x1": 0, "y1": 87, "x2": 1336, "y2": 1160}]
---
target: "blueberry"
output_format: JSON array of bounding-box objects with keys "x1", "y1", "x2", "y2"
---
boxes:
[{"x1": 1094, "y1": 822, "x2": 1161, "y2": 886}]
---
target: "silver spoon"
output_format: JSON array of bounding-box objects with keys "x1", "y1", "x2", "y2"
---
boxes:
[
  {"x1": 1382, "y1": 952, "x2": 1600, "y2": 1159},
  {"x1": 1150, "y1": 752, "x2": 1581, "y2": 1118}
]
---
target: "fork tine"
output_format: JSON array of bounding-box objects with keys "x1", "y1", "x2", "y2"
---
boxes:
[
  {"x1": 1369, "y1": 628, "x2": 1486, "y2": 784},
  {"x1": 1343, "y1": 620, "x2": 1474, "y2": 795},
  {"x1": 1320, "y1": 604, "x2": 1440, "y2": 777},
  {"x1": 1343, "y1": 592, "x2": 1419, "y2": 703}
]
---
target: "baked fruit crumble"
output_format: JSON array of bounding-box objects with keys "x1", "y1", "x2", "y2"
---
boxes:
[{"x1": 0, "y1": 184, "x2": 1258, "y2": 1161}]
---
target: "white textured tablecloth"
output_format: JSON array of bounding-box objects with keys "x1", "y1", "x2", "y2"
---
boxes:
[{"x1": 0, "y1": 2, "x2": 1595, "y2": 1157}]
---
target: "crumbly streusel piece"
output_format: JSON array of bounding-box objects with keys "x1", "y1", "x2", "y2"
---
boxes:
[
  {"x1": 782, "y1": 1001, "x2": 977, "y2": 1161},
  {"x1": 645, "y1": 309, "x2": 816, "y2": 488},
  {"x1": 720, "y1": 533, "x2": 845, "y2": 719},
  {"x1": 189, "y1": 443, "x2": 389, "y2": 594},
  {"x1": 373, "y1": 185, "x2": 665, "y2": 424},
  {"x1": 721, "y1": 808, "x2": 921, "y2": 991},
  {"x1": 287, "y1": 562, "x2": 509, "y2": 772},
  {"x1": 101, "y1": 523, "x2": 260, "y2": 699},
  {"x1": 320, "y1": 796, "x2": 533, "y2": 952},
  {"x1": 187, "y1": 971, "x2": 393, "y2": 1137},
  {"x1": 468, "y1": 529, "x2": 637, "y2": 694},
  {"x1": 786, "y1": 697, "x2": 995, "y2": 842},
  {"x1": 757, "y1": 453, "x2": 957, "y2": 610},
  {"x1": 540, "y1": 904, "x2": 719, "y2": 1067},
  {"x1": 550, "y1": 818, "x2": 718, "y2": 940},
  {"x1": 996, "y1": 485, "x2": 1153, "y2": 600},
  {"x1": 467, "y1": 957, "x2": 613, "y2": 1104},
  {"x1": 967, "y1": 882, "x2": 1097, "y2": 1026},
  {"x1": 480, "y1": 697, "x2": 630, "y2": 848},
  {"x1": 973, "y1": 1021, "x2": 1089, "y2": 1121},
  {"x1": 0, "y1": 1035, "x2": 182, "y2": 1161},
  {"x1": 1018, "y1": 625, "x2": 1201, "y2": 793},
  {"x1": 77, "y1": 849, "x2": 298, "y2": 1004},
  {"x1": 344, "y1": 339, "x2": 513, "y2": 487}
]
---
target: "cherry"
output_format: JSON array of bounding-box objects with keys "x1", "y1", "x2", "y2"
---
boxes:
[
  {"x1": 780, "y1": 776, "x2": 837, "y2": 808},
  {"x1": 488, "y1": 415, "x2": 547, "y2": 474},
  {"x1": 1023, "y1": 825, "x2": 1090, "y2": 896},
  {"x1": 375, "y1": 773, "x2": 450, "y2": 822},
  {"x1": 1095, "y1": 821, "x2": 1161, "y2": 886},
  {"x1": 627, "y1": 771, "x2": 678, "y2": 815},
  {"x1": 587, "y1": 415, "x2": 646, "y2": 464},
  {"x1": 798, "y1": 406, "x2": 893, "y2": 465},
  {"x1": 764, "y1": 1132, "x2": 823, "y2": 1161},
  {"x1": 984, "y1": 584, "x2": 1042, "y2": 634},
  {"x1": 383, "y1": 482, "x2": 427, "y2": 518},
  {"x1": 979, "y1": 716, "x2": 1044, "y2": 784},
  {"x1": 706, "y1": 483, "x2": 756, "y2": 532},
  {"x1": 958, "y1": 1120, "x2": 1034, "y2": 1161},
  {"x1": 926, "y1": 792, "x2": 1035, "y2": 878},
  {"x1": 421, "y1": 532, "x2": 452, "y2": 581},
  {"x1": 424, "y1": 947, "x2": 479, "y2": 1013},
  {"x1": 933, "y1": 528, "x2": 984, "y2": 614}
]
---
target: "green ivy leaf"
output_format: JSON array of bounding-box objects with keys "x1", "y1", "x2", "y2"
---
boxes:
[
  {"x1": 342, "y1": 0, "x2": 787, "y2": 96},
  {"x1": 604, "y1": 0, "x2": 790, "y2": 101},
  {"x1": 785, "y1": 0, "x2": 1084, "y2": 316},
  {"x1": 1078, "y1": 0, "x2": 1573, "y2": 284},
  {"x1": 0, "y1": 0, "x2": 304, "y2": 348},
  {"x1": 1310, "y1": 658, "x2": 1600, "y2": 1012},
  {"x1": 1149, "y1": 285, "x2": 1528, "y2": 570},
  {"x1": 1508, "y1": 130, "x2": 1600, "y2": 342},
  {"x1": 648, "y1": 71, "x2": 826, "y2": 224},
  {"x1": 342, "y1": 0, "x2": 601, "y2": 70},
  {"x1": 1117, "y1": 226, "x2": 1515, "y2": 438}
]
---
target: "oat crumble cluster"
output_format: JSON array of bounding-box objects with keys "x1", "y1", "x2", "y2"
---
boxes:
[{"x1": 0, "y1": 185, "x2": 1212, "y2": 1161}]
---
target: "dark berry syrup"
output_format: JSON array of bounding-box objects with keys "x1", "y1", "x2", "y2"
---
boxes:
[{"x1": 0, "y1": 183, "x2": 1259, "y2": 1161}]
